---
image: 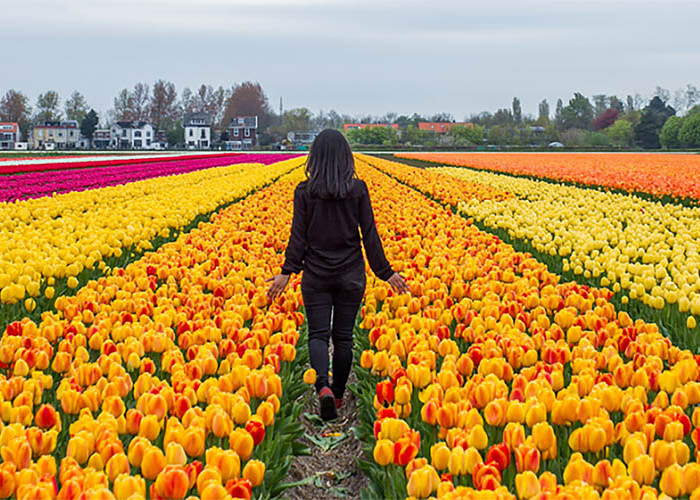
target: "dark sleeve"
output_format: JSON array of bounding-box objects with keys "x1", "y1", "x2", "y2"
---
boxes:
[
  {"x1": 358, "y1": 181, "x2": 394, "y2": 280},
  {"x1": 281, "y1": 186, "x2": 307, "y2": 275}
]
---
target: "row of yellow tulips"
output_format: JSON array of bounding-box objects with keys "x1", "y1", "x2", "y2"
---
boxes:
[
  {"x1": 0, "y1": 167, "x2": 311, "y2": 499},
  {"x1": 349, "y1": 157, "x2": 700, "y2": 499},
  {"x1": 0, "y1": 158, "x2": 305, "y2": 309},
  {"x1": 363, "y1": 154, "x2": 700, "y2": 350}
]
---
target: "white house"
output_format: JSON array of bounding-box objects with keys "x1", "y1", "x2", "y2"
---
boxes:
[
  {"x1": 184, "y1": 112, "x2": 211, "y2": 149},
  {"x1": 110, "y1": 121, "x2": 155, "y2": 149}
]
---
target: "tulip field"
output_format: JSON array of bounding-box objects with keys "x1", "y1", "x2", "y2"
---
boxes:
[{"x1": 3, "y1": 151, "x2": 700, "y2": 500}]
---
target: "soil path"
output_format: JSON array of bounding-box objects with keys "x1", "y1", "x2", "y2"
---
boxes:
[{"x1": 284, "y1": 368, "x2": 370, "y2": 500}]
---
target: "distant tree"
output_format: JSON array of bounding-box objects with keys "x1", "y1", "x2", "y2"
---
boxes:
[
  {"x1": 493, "y1": 108, "x2": 514, "y2": 127},
  {"x1": 561, "y1": 93, "x2": 594, "y2": 130},
  {"x1": 626, "y1": 95, "x2": 635, "y2": 112},
  {"x1": 130, "y1": 83, "x2": 150, "y2": 121},
  {"x1": 678, "y1": 112, "x2": 700, "y2": 147},
  {"x1": 586, "y1": 131, "x2": 611, "y2": 147},
  {"x1": 609, "y1": 96, "x2": 625, "y2": 112},
  {"x1": 512, "y1": 97, "x2": 522, "y2": 124},
  {"x1": 634, "y1": 96, "x2": 675, "y2": 149},
  {"x1": 183, "y1": 84, "x2": 229, "y2": 131},
  {"x1": 346, "y1": 126, "x2": 397, "y2": 145},
  {"x1": 447, "y1": 124, "x2": 484, "y2": 145},
  {"x1": 605, "y1": 119, "x2": 633, "y2": 147},
  {"x1": 686, "y1": 85, "x2": 700, "y2": 112},
  {"x1": 150, "y1": 80, "x2": 179, "y2": 132},
  {"x1": 592, "y1": 94, "x2": 608, "y2": 117},
  {"x1": 403, "y1": 125, "x2": 437, "y2": 145},
  {"x1": 282, "y1": 108, "x2": 313, "y2": 133},
  {"x1": 0, "y1": 89, "x2": 32, "y2": 138},
  {"x1": 35, "y1": 91, "x2": 62, "y2": 122},
  {"x1": 80, "y1": 109, "x2": 99, "y2": 140},
  {"x1": 537, "y1": 99, "x2": 550, "y2": 124},
  {"x1": 554, "y1": 99, "x2": 564, "y2": 129},
  {"x1": 560, "y1": 129, "x2": 586, "y2": 146},
  {"x1": 326, "y1": 110, "x2": 344, "y2": 129},
  {"x1": 487, "y1": 125, "x2": 514, "y2": 145},
  {"x1": 65, "y1": 91, "x2": 89, "y2": 122},
  {"x1": 165, "y1": 120, "x2": 184, "y2": 147},
  {"x1": 430, "y1": 112, "x2": 454, "y2": 122},
  {"x1": 593, "y1": 109, "x2": 620, "y2": 131},
  {"x1": 222, "y1": 82, "x2": 272, "y2": 131},
  {"x1": 313, "y1": 109, "x2": 344, "y2": 130},
  {"x1": 654, "y1": 86, "x2": 671, "y2": 104},
  {"x1": 113, "y1": 89, "x2": 135, "y2": 120},
  {"x1": 660, "y1": 116, "x2": 683, "y2": 148}
]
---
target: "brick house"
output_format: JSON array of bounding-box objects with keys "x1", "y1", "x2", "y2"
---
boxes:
[{"x1": 227, "y1": 116, "x2": 258, "y2": 150}]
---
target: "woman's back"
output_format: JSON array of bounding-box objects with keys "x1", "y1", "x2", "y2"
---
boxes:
[{"x1": 284, "y1": 178, "x2": 393, "y2": 280}]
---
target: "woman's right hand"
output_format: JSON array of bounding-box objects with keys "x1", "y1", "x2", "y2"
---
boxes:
[{"x1": 387, "y1": 272, "x2": 410, "y2": 294}]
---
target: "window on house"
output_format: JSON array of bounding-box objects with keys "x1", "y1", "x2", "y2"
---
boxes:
[
  {"x1": 146, "y1": 130, "x2": 151, "y2": 137},
  {"x1": 49, "y1": 131, "x2": 54, "y2": 137},
  {"x1": 134, "y1": 131, "x2": 142, "y2": 137},
  {"x1": 244, "y1": 128, "x2": 250, "y2": 137},
  {"x1": 122, "y1": 130, "x2": 127, "y2": 137},
  {"x1": 189, "y1": 129, "x2": 193, "y2": 137},
  {"x1": 233, "y1": 128, "x2": 239, "y2": 137},
  {"x1": 69, "y1": 130, "x2": 74, "y2": 137},
  {"x1": 200, "y1": 129, "x2": 205, "y2": 139}
]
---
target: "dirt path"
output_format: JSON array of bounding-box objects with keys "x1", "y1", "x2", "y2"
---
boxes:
[{"x1": 283, "y1": 368, "x2": 370, "y2": 500}]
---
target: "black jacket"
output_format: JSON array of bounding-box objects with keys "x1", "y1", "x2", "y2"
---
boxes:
[{"x1": 281, "y1": 179, "x2": 393, "y2": 280}]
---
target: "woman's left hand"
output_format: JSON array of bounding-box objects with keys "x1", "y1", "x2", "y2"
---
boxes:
[{"x1": 266, "y1": 274, "x2": 290, "y2": 302}]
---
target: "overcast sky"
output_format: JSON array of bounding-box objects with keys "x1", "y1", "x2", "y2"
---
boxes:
[{"x1": 2, "y1": 0, "x2": 698, "y2": 120}]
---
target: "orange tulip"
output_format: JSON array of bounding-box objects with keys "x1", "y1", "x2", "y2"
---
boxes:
[
  {"x1": 242, "y1": 460, "x2": 265, "y2": 487},
  {"x1": 155, "y1": 465, "x2": 190, "y2": 499},
  {"x1": 113, "y1": 474, "x2": 146, "y2": 499},
  {"x1": 105, "y1": 453, "x2": 130, "y2": 483},
  {"x1": 372, "y1": 439, "x2": 393, "y2": 467},
  {"x1": 229, "y1": 429, "x2": 254, "y2": 461},
  {"x1": 515, "y1": 471, "x2": 541, "y2": 499},
  {"x1": 141, "y1": 447, "x2": 167, "y2": 480},
  {"x1": 205, "y1": 447, "x2": 240, "y2": 482},
  {"x1": 406, "y1": 465, "x2": 439, "y2": 499}
]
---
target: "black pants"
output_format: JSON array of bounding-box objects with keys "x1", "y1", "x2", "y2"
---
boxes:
[{"x1": 301, "y1": 262, "x2": 366, "y2": 398}]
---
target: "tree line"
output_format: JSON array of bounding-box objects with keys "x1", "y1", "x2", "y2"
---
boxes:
[{"x1": 1, "y1": 82, "x2": 698, "y2": 148}]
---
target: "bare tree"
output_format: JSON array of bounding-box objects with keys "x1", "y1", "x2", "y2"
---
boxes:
[
  {"x1": 131, "y1": 83, "x2": 150, "y2": 121},
  {"x1": 113, "y1": 89, "x2": 134, "y2": 120},
  {"x1": 150, "y1": 80, "x2": 179, "y2": 132}
]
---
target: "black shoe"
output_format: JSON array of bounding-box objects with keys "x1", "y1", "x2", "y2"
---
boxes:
[{"x1": 319, "y1": 387, "x2": 338, "y2": 421}]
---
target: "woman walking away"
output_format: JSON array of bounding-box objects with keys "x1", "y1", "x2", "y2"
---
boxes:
[{"x1": 266, "y1": 129, "x2": 409, "y2": 421}]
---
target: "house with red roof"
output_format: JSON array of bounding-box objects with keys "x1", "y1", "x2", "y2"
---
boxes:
[
  {"x1": 418, "y1": 122, "x2": 473, "y2": 134},
  {"x1": 0, "y1": 123, "x2": 21, "y2": 149}
]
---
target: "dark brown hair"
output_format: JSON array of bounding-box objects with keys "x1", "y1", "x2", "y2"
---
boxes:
[{"x1": 305, "y1": 129, "x2": 355, "y2": 199}]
